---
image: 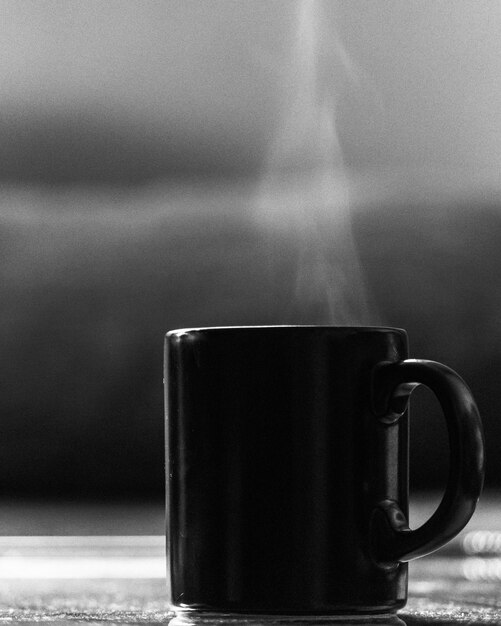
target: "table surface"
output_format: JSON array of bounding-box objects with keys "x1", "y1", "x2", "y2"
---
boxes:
[{"x1": 0, "y1": 494, "x2": 499, "y2": 625}]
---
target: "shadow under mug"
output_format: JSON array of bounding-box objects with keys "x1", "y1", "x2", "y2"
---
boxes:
[{"x1": 165, "y1": 326, "x2": 484, "y2": 618}]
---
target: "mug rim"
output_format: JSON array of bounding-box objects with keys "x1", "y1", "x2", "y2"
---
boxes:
[{"x1": 167, "y1": 325, "x2": 406, "y2": 337}]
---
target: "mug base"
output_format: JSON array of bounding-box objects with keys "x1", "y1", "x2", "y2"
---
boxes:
[{"x1": 169, "y1": 609, "x2": 406, "y2": 626}]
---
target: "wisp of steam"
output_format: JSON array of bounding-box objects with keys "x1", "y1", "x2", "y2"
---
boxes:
[{"x1": 256, "y1": 0, "x2": 377, "y2": 325}]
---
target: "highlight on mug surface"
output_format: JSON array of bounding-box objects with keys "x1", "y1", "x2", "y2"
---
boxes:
[{"x1": 0, "y1": 0, "x2": 499, "y2": 622}]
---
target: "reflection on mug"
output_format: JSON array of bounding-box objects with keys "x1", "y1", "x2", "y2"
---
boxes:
[{"x1": 168, "y1": 613, "x2": 407, "y2": 626}]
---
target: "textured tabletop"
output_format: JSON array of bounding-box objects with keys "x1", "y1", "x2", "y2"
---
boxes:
[{"x1": 0, "y1": 496, "x2": 499, "y2": 625}]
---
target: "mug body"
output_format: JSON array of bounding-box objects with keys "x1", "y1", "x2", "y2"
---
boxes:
[{"x1": 165, "y1": 326, "x2": 409, "y2": 616}]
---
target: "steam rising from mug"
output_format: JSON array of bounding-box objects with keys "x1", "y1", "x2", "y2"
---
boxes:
[{"x1": 256, "y1": 0, "x2": 377, "y2": 325}]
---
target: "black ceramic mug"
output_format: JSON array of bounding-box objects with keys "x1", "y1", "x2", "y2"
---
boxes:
[{"x1": 165, "y1": 326, "x2": 484, "y2": 619}]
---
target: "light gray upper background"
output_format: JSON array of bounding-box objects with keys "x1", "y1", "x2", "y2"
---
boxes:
[{"x1": 1, "y1": 0, "x2": 499, "y2": 193}]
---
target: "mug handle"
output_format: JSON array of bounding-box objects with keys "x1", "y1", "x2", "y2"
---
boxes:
[{"x1": 371, "y1": 359, "x2": 485, "y2": 563}]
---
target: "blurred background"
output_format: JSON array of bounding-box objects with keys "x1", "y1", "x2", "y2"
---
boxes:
[{"x1": 1, "y1": 0, "x2": 500, "y2": 516}]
